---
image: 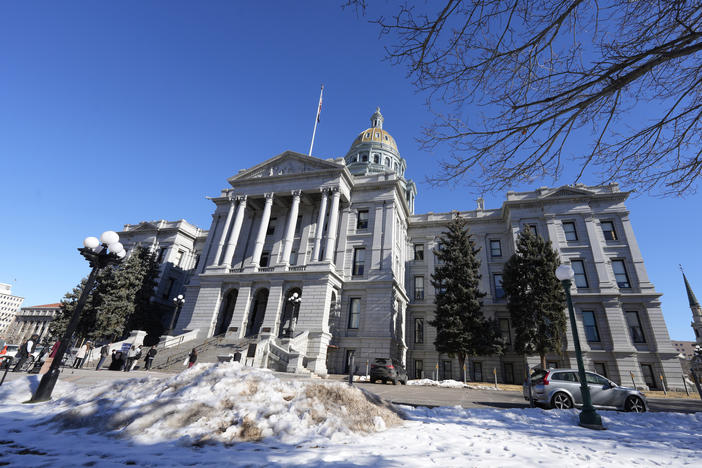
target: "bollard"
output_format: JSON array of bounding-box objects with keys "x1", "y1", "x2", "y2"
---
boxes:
[
  {"x1": 659, "y1": 374, "x2": 667, "y2": 395},
  {"x1": 435, "y1": 363, "x2": 439, "y2": 381},
  {"x1": 630, "y1": 371, "x2": 636, "y2": 389},
  {"x1": 0, "y1": 357, "x2": 13, "y2": 386},
  {"x1": 347, "y1": 355, "x2": 355, "y2": 386},
  {"x1": 493, "y1": 367, "x2": 498, "y2": 389},
  {"x1": 683, "y1": 376, "x2": 690, "y2": 397},
  {"x1": 365, "y1": 359, "x2": 369, "y2": 379},
  {"x1": 463, "y1": 364, "x2": 466, "y2": 384}
]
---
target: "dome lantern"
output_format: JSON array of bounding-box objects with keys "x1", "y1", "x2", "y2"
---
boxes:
[{"x1": 371, "y1": 107, "x2": 384, "y2": 129}]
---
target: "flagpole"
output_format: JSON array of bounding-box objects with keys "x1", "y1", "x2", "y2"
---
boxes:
[{"x1": 308, "y1": 84, "x2": 324, "y2": 156}]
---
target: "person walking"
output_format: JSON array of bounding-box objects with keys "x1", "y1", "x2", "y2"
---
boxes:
[
  {"x1": 188, "y1": 348, "x2": 197, "y2": 368},
  {"x1": 129, "y1": 345, "x2": 143, "y2": 371},
  {"x1": 79, "y1": 342, "x2": 92, "y2": 368},
  {"x1": 144, "y1": 346, "x2": 157, "y2": 370},
  {"x1": 124, "y1": 344, "x2": 138, "y2": 372},
  {"x1": 73, "y1": 343, "x2": 88, "y2": 369},
  {"x1": 95, "y1": 343, "x2": 110, "y2": 370}
]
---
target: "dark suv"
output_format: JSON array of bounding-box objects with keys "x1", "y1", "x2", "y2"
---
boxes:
[{"x1": 370, "y1": 358, "x2": 408, "y2": 385}]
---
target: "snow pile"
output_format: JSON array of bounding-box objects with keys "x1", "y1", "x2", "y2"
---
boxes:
[
  {"x1": 2, "y1": 362, "x2": 403, "y2": 446},
  {"x1": 408, "y1": 378, "x2": 499, "y2": 390}
]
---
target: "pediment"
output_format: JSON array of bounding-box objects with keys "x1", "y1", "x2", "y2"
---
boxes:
[
  {"x1": 230, "y1": 151, "x2": 344, "y2": 182},
  {"x1": 543, "y1": 186, "x2": 594, "y2": 198}
]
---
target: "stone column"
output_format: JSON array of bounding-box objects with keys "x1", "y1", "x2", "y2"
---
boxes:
[
  {"x1": 250, "y1": 193, "x2": 274, "y2": 267},
  {"x1": 324, "y1": 188, "x2": 341, "y2": 262},
  {"x1": 199, "y1": 214, "x2": 220, "y2": 273},
  {"x1": 620, "y1": 214, "x2": 654, "y2": 291},
  {"x1": 212, "y1": 198, "x2": 236, "y2": 266},
  {"x1": 222, "y1": 196, "x2": 248, "y2": 267},
  {"x1": 281, "y1": 190, "x2": 301, "y2": 265},
  {"x1": 312, "y1": 188, "x2": 329, "y2": 262},
  {"x1": 584, "y1": 215, "x2": 614, "y2": 290}
]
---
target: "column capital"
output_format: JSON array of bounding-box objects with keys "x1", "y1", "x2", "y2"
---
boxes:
[
  {"x1": 264, "y1": 192, "x2": 275, "y2": 201},
  {"x1": 236, "y1": 195, "x2": 248, "y2": 203},
  {"x1": 291, "y1": 189, "x2": 302, "y2": 198}
]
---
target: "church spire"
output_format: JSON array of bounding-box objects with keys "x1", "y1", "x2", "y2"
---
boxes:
[{"x1": 682, "y1": 266, "x2": 700, "y2": 308}]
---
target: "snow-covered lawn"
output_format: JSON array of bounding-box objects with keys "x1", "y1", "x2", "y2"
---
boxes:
[
  {"x1": 0, "y1": 363, "x2": 700, "y2": 467},
  {"x1": 407, "y1": 378, "x2": 499, "y2": 390}
]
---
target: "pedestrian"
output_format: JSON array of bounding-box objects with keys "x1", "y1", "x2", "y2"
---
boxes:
[
  {"x1": 13, "y1": 336, "x2": 36, "y2": 372},
  {"x1": 129, "y1": 345, "x2": 143, "y2": 371},
  {"x1": 188, "y1": 348, "x2": 197, "y2": 368},
  {"x1": 144, "y1": 346, "x2": 157, "y2": 370},
  {"x1": 124, "y1": 344, "x2": 138, "y2": 372},
  {"x1": 79, "y1": 342, "x2": 92, "y2": 368},
  {"x1": 109, "y1": 350, "x2": 124, "y2": 371},
  {"x1": 96, "y1": 343, "x2": 110, "y2": 370},
  {"x1": 73, "y1": 342, "x2": 88, "y2": 369}
]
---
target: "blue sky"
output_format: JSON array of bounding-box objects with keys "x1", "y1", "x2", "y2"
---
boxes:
[{"x1": 1, "y1": 1, "x2": 699, "y2": 341}]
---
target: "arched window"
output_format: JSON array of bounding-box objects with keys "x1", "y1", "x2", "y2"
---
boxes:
[
  {"x1": 385, "y1": 157, "x2": 391, "y2": 167},
  {"x1": 214, "y1": 289, "x2": 238, "y2": 336},
  {"x1": 373, "y1": 154, "x2": 380, "y2": 164},
  {"x1": 246, "y1": 289, "x2": 269, "y2": 336}
]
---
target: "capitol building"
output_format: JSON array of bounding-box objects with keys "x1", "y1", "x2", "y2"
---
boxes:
[{"x1": 119, "y1": 108, "x2": 683, "y2": 389}]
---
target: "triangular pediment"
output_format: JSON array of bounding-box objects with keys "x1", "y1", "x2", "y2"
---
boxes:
[
  {"x1": 543, "y1": 186, "x2": 594, "y2": 198},
  {"x1": 229, "y1": 151, "x2": 344, "y2": 182}
]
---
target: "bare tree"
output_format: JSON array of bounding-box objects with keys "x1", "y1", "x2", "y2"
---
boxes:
[{"x1": 349, "y1": 1, "x2": 702, "y2": 195}]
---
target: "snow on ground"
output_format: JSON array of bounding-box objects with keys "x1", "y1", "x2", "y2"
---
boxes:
[
  {"x1": 0, "y1": 363, "x2": 700, "y2": 467},
  {"x1": 407, "y1": 378, "x2": 498, "y2": 390}
]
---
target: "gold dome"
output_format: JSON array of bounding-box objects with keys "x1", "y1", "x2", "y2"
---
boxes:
[{"x1": 350, "y1": 127, "x2": 398, "y2": 152}]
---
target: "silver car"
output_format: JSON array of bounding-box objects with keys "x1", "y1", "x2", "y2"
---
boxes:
[{"x1": 523, "y1": 368, "x2": 647, "y2": 412}]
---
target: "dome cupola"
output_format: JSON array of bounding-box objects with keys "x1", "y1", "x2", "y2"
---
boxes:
[{"x1": 345, "y1": 107, "x2": 407, "y2": 178}]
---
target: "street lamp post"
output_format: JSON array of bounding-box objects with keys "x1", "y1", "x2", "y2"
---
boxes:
[
  {"x1": 286, "y1": 292, "x2": 302, "y2": 338},
  {"x1": 555, "y1": 264, "x2": 605, "y2": 430},
  {"x1": 29, "y1": 231, "x2": 126, "y2": 403},
  {"x1": 168, "y1": 294, "x2": 185, "y2": 336}
]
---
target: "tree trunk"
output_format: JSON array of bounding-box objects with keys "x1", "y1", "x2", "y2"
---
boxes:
[
  {"x1": 540, "y1": 354, "x2": 547, "y2": 369},
  {"x1": 458, "y1": 353, "x2": 466, "y2": 382}
]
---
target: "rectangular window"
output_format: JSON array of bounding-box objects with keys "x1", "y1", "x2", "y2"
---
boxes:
[
  {"x1": 163, "y1": 278, "x2": 176, "y2": 299},
  {"x1": 571, "y1": 260, "x2": 589, "y2": 288},
  {"x1": 352, "y1": 248, "x2": 365, "y2": 276},
  {"x1": 547, "y1": 361, "x2": 559, "y2": 369},
  {"x1": 157, "y1": 248, "x2": 166, "y2": 263},
  {"x1": 503, "y1": 363, "x2": 515, "y2": 384},
  {"x1": 563, "y1": 222, "x2": 578, "y2": 241},
  {"x1": 414, "y1": 318, "x2": 424, "y2": 344},
  {"x1": 526, "y1": 223, "x2": 538, "y2": 237},
  {"x1": 414, "y1": 360, "x2": 424, "y2": 379},
  {"x1": 414, "y1": 244, "x2": 424, "y2": 261},
  {"x1": 174, "y1": 250, "x2": 185, "y2": 266},
  {"x1": 490, "y1": 240, "x2": 502, "y2": 257},
  {"x1": 259, "y1": 252, "x2": 270, "y2": 267},
  {"x1": 494, "y1": 274, "x2": 505, "y2": 299},
  {"x1": 601, "y1": 221, "x2": 618, "y2": 241},
  {"x1": 414, "y1": 276, "x2": 424, "y2": 300},
  {"x1": 472, "y1": 362, "x2": 483, "y2": 382},
  {"x1": 266, "y1": 218, "x2": 277, "y2": 236},
  {"x1": 294, "y1": 215, "x2": 303, "y2": 235},
  {"x1": 356, "y1": 210, "x2": 369, "y2": 230},
  {"x1": 612, "y1": 260, "x2": 631, "y2": 288},
  {"x1": 582, "y1": 310, "x2": 600, "y2": 342},
  {"x1": 289, "y1": 250, "x2": 298, "y2": 266},
  {"x1": 594, "y1": 362, "x2": 608, "y2": 379},
  {"x1": 499, "y1": 318, "x2": 511, "y2": 345},
  {"x1": 626, "y1": 311, "x2": 646, "y2": 343},
  {"x1": 348, "y1": 298, "x2": 361, "y2": 329}
]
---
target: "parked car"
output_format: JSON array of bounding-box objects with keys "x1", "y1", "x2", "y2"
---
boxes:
[
  {"x1": 370, "y1": 358, "x2": 408, "y2": 385},
  {"x1": 523, "y1": 368, "x2": 647, "y2": 412},
  {"x1": 0, "y1": 344, "x2": 19, "y2": 367}
]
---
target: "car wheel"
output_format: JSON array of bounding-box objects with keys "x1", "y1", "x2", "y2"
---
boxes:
[
  {"x1": 625, "y1": 395, "x2": 646, "y2": 413},
  {"x1": 551, "y1": 392, "x2": 574, "y2": 410}
]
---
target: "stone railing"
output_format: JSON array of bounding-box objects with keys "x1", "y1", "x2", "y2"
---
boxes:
[
  {"x1": 289, "y1": 330, "x2": 309, "y2": 355},
  {"x1": 158, "y1": 329, "x2": 200, "y2": 350},
  {"x1": 289, "y1": 265, "x2": 306, "y2": 272},
  {"x1": 258, "y1": 266, "x2": 275, "y2": 273}
]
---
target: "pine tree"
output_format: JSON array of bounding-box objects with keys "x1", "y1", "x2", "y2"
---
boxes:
[
  {"x1": 502, "y1": 227, "x2": 567, "y2": 369},
  {"x1": 127, "y1": 247, "x2": 164, "y2": 345},
  {"x1": 429, "y1": 215, "x2": 502, "y2": 377}
]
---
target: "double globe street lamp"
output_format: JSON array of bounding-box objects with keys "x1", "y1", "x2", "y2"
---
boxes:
[
  {"x1": 555, "y1": 264, "x2": 605, "y2": 430},
  {"x1": 30, "y1": 231, "x2": 126, "y2": 403},
  {"x1": 168, "y1": 294, "x2": 185, "y2": 336}
]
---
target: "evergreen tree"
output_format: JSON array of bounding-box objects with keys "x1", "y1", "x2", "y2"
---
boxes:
[
  {"x1": 429, "y1": 215, "x2": 502, "y2": 377},
  {"x1": 127, "y1": 247, "x2": 164, "y2": 344},
  {"x1": 502, "y1": 227, "x2": 567, "y2": 369}
]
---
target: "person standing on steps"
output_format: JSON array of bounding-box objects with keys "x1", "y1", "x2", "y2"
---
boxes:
[
  {"x1": 188, "y1": 348, "x2": 197, "y2": 368},
  {"x1": 73, "y1": 342, "x2": 88, "y2": 369},
  {"x1": 96, "y1": 343, "x2": 110, "y2": 370},
  {"x1": 144, "y1": 346, "x2": 157, "y2": 370}
]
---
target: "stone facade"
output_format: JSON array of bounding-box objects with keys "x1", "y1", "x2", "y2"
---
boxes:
[
  {"x1": 0, "y1": 283, "x2": 24, "y2": 338},
  {"x1": 6, "y1": 303, "x2": 61, "y2": 343},
  {"x1": 163, "y1": 109, "x2": 683, "y2": 389}
]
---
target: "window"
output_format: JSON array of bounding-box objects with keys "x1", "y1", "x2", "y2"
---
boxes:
[
  {"x1": 503, "y1": 363, "x2": 515, "y2": 384},
  {"x1": 260, "y1": 252, "x2": 270, "y2": 267},
  {"x1": 289, "y1": 250, "x2": 298, "y2": 266},
  {"x1": 626, "y1": 311, "x2": 646, "y2": 343},
  {"x1": 571, "y1": 260, "x2": 589, "y2": 288},
  {"x1": 547, "y1": 361, "x2": 559, "y2": 369},
  {"x1": 594, "y1": 362, "x2": 608, "y2": 378},
  {"x1": 563, "y1": 222, "x2": 578, "y2": 241},
  {"x1": 348, "y1": 298, "x2": 361, "y2": 329},
  {"x1": 414, "y1": 244, "x2": 424, "y2": 261},
  {"x1": 612, "y1": 260, "x2": 631, "y2": 288},
  {"x1": 266, "y1": 217, "x2": 277, "y2": 236},
  {"x1": 414, "y1": 360, "x2": 424, "y2": 379},
  {"x1": 414, "y1": 318, "x2": 424, "y2": 344},
  {"x1": 163, "y1": 278, "x2": 176, "y2": 299},
  {"x1": 499, "y1": 318, "x2": 511, "y2": 345},
  {"x1": 601, "y1": 221, "x2": 618, "y2": 241},
  {"x1": 373, "y1": 154, "x2": 380, "y2": 163},
  {"x1": 356, "y1": 210, "x2": 369, "y2": 230},
  {"x1": 174, "y1": 250, "x2": 185, "y2": 266},
  {"x1": 494, "y1": 274, "x2": 505, "y2": 299},
  {"x1": 641, "y1": 364, "x2": 657, "y2": 389},
  {"x1": 414, "y1": 276, "x2": 424, "y2": 300},
  {"x1": 295, "y1": 215, "x2": 302, "y2": 235},
  {"x1": 385, "y1": 157, "x2": 391, "y2": 166},
  {"x1": 352, "y1": 248, "x2": 365, "y2": 276},
  {"x1": 157, "y1": 248, "x2": 166, "y2": 263},
  {"x1": 582, "y1": 310, "x2": 600, "y2": 342},
  {"x1": 490, "y1": 240, "x2": 502, "y2": 257},
  {"x1": 361, "y1": 153, "x2": 368, "y2": 162},
  {"x1": 551, "y1": 372, "x2": 578, "y2": 382},
  {"x1": 472, "y1": 362, "x2": 483, "y2": 382},
  {"x1": 525, "y1": 223, "x2": 538, "y2": 236}
]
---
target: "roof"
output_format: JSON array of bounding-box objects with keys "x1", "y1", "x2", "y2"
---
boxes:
[
  {"x1": 26, "y1": 303, "x2": 62, "y2": 308},
  {"x1": 683, "y1": 272, "x2": 700, "y2": 308}
]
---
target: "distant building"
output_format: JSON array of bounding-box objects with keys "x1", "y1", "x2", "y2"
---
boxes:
[
  {"x1": 117, "y1": 219, "x2": 208, "y2": 329},
  {"x1": 672, "y1": 340, "x2": 697, "y2": 360},
  {"x1": 0, "y1": 283, "x2": 24, "y2": 338},
  {"x1": 7, "y1": 303, "x2": 62, "y2": 344}
]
